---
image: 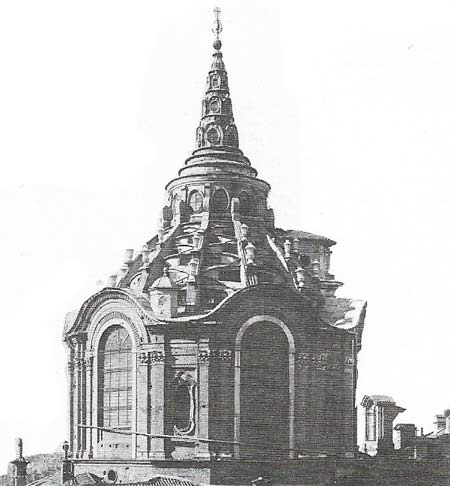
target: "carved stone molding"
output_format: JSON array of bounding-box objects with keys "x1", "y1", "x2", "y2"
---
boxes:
[
  {"x1": 296, "y1": 352, "x2": 341, "y2": 371},
  {"x1": 70, "y1": 289, "x2": 154, "y2": 336},
  {"x1": 74, "y1": 357, "x2": 84, "y2": 371},
  {"x1": 84, "y1": 356, "x2": 93, "y2": 370},
  {"x1": 138, "y1": 352, "x2": 149, "y2": 364},
  {"x1": 198, "y1": 350, "x2": 211, "y2": 363},
  {"x1": 197, "y1": 349, "x2": 233, "y2": 363},
  {"x1": 96, "y1": 311, "x2": 141, "y2": 346},
  {"x1": 216, "y1": 348, "x2": 233, "y2": 362},
  {"x1": 211, "y1": 349, "x2": 233, "y2": 362},
  {"x1": 149, "y1": 351, "x2": 165, "y2": 364},
  {"x1": 67, "y1": 360, "x2": 75, "y2": 374}
]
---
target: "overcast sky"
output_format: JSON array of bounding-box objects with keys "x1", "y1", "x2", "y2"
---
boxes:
[{"x1": 1, "y1": 0, "x2": 449, "y2": 471}]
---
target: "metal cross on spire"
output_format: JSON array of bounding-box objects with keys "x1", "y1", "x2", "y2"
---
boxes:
[{"x1": 212, "y1": 7, "x2": 223, "y2": 39}]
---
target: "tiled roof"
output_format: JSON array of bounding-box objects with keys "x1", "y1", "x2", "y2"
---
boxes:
[
  {"x1": 118, "y1": 477, "x2": 199, "y2": 486},
  {"x1": 74, "y1": 472, "x2": 103, "y2": 486},
  {"x1": 148, "y1": 476, "x2": 198, "y2": 486}
]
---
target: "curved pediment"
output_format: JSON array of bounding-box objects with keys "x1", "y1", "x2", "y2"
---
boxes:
[{"x1": 64, "y1": 288, "x2": 156, "y2": 340}]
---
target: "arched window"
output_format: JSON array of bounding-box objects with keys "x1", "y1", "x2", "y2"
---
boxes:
[
  {"x1": 98, "y1": 325, "x2": 132, "y2": 430},
  {"x1": 366, "y1": 404, "x2": 376, "y2": 440}
]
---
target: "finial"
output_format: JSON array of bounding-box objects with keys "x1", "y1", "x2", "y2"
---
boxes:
[
  {"x1": 16, "y1": 438, "x2": 23, "y2": 460},
  {"x1": 212, "y1": 7, "x2": 223, "y2": 51}
]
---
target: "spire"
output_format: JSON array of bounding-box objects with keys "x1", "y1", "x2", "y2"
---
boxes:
[{"x1": 195, "y1": 7, "x2": 239, "y2": 151}]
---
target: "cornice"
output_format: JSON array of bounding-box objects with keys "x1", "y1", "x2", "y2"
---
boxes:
[{"x1": 64, "y1": 288, "x2": 156, "y2": 338}]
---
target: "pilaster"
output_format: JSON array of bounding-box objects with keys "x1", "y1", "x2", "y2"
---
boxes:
[
  {"x1": 341, "y1": 341, "x2": 357, "y2": 456},
  {"x1": 84, "y1": 355, "x2": 94, "y2": 458},
  {"x1": 136, "y1": 350, "x2": 150, "y2": 458},
  {"x1": 149, "y1": 337, "x2": 166, "y2": 459},
  {"x1": 210, "y1": 349, "x2": 234, "y2": 457},
  {"x1": 197, "y1": 340, "x2": 210, "y2": 459}
]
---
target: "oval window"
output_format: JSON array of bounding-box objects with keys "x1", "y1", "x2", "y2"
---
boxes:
[
  {"x1": 209, "y1": 99, "x2": 220, "y2": 113},
  {"x1": 212, "y1": 188, "x2": 229, "y2": 212},
  {"x1": 206, "y1": 127, "x2": 220, "y2": 145},
  {"x1": 189, "y1": 191, "x2": 203, "y2": 213}
]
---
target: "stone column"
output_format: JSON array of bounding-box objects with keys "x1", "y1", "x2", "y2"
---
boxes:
[
  {"x1": 136, "y1": 350, "x2": 150, "y2": 458},
  {"x1": 149, "y1": 338, "x2": 165, "y2": 459},
  {"x1": 197, "y1": 340, "x2": 210, "y2": 459},
  {"x1": 73, "y1": 339, "x2": 82, "y2": 458},
  {"x1": 84, "y1": 355, "x2": 94, "y2": 458},
  {"x1": 67, "y1": 355, "x2": 75, "y2": 456},
  {"x1": 79, "y1": 349, "x2": 87, "y2": 458}
]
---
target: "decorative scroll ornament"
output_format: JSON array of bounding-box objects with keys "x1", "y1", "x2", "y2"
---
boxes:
[
  {"x1": 171, "y1": 371, "x2": 197, "y2": 436},
  {"x1": 138, "y1": 352, "x2": 149, "y2": 365}
]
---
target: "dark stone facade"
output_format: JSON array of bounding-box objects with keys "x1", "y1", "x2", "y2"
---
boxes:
[{"x1": 63, "y1": 11, "x2": 366, "y2": 485}]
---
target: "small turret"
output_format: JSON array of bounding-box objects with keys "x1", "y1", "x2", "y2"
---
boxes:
[{"x1": 8, "y1": 438, "x2": 28, "y2": 486}]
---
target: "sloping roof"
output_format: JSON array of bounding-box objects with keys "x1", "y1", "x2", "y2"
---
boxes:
[
  {"x1": 28, "y1": 473, "x2": 66, "y2": 486},
  {"x1": 282, "y1": 229, "x2": 336, "y2": 246},
  {"x1": 148, "y1": 476, "x2": 198, "y2": 486},
  {"x1": 361, "y1": 395, "x2": 406, "y2": 412},
  {"x1": 320, "y1": 298, "x2": 367, "y2": 349},
  {"x1": 74, "y1": 472, "x2": 103, "y2": 486}
]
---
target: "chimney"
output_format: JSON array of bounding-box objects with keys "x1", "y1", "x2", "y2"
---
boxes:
[
  {"x1": 444, "y1": 409, "x2": 450, "y2": 434},
  {"x1": 434, "y1": 414, "x2": 445, "y2": 432},
  {"x1": 8, "y1": 438, "x2": 28, "y2": 486}
]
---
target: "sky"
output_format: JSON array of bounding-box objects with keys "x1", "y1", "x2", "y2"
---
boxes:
[{"x1": 1, "y1": 0, "x2": 450, "y2": 472}]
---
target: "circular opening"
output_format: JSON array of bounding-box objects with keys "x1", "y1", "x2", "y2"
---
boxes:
[{"x1": 106, "y1": 470, "x2": 117, "y2": 483}]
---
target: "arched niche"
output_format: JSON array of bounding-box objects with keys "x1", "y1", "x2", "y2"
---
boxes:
[{"x1": 234, "y1": 315, "x2": 295, "y2": 460}]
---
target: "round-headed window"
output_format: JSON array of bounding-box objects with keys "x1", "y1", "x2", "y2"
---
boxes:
[
  {"x1": 98, "y1": 325, "x2": 132, "y2": 429},
  {"x1": 189, "y1": 191, "x2": 203, "y2": 213},
  {"x1": 211, "y1": 188, "x2": 229, "y2": 212},
  {"x1": 211, "y1": 75, "x2": 220, "y2": 89},
  {"x1": 171, "y1": 194, "x2": 180, "y2": 215}
]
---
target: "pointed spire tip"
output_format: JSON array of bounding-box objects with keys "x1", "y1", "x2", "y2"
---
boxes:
[{"x1": 212, "y1": 7, "x2": 223, "y2": 50}]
